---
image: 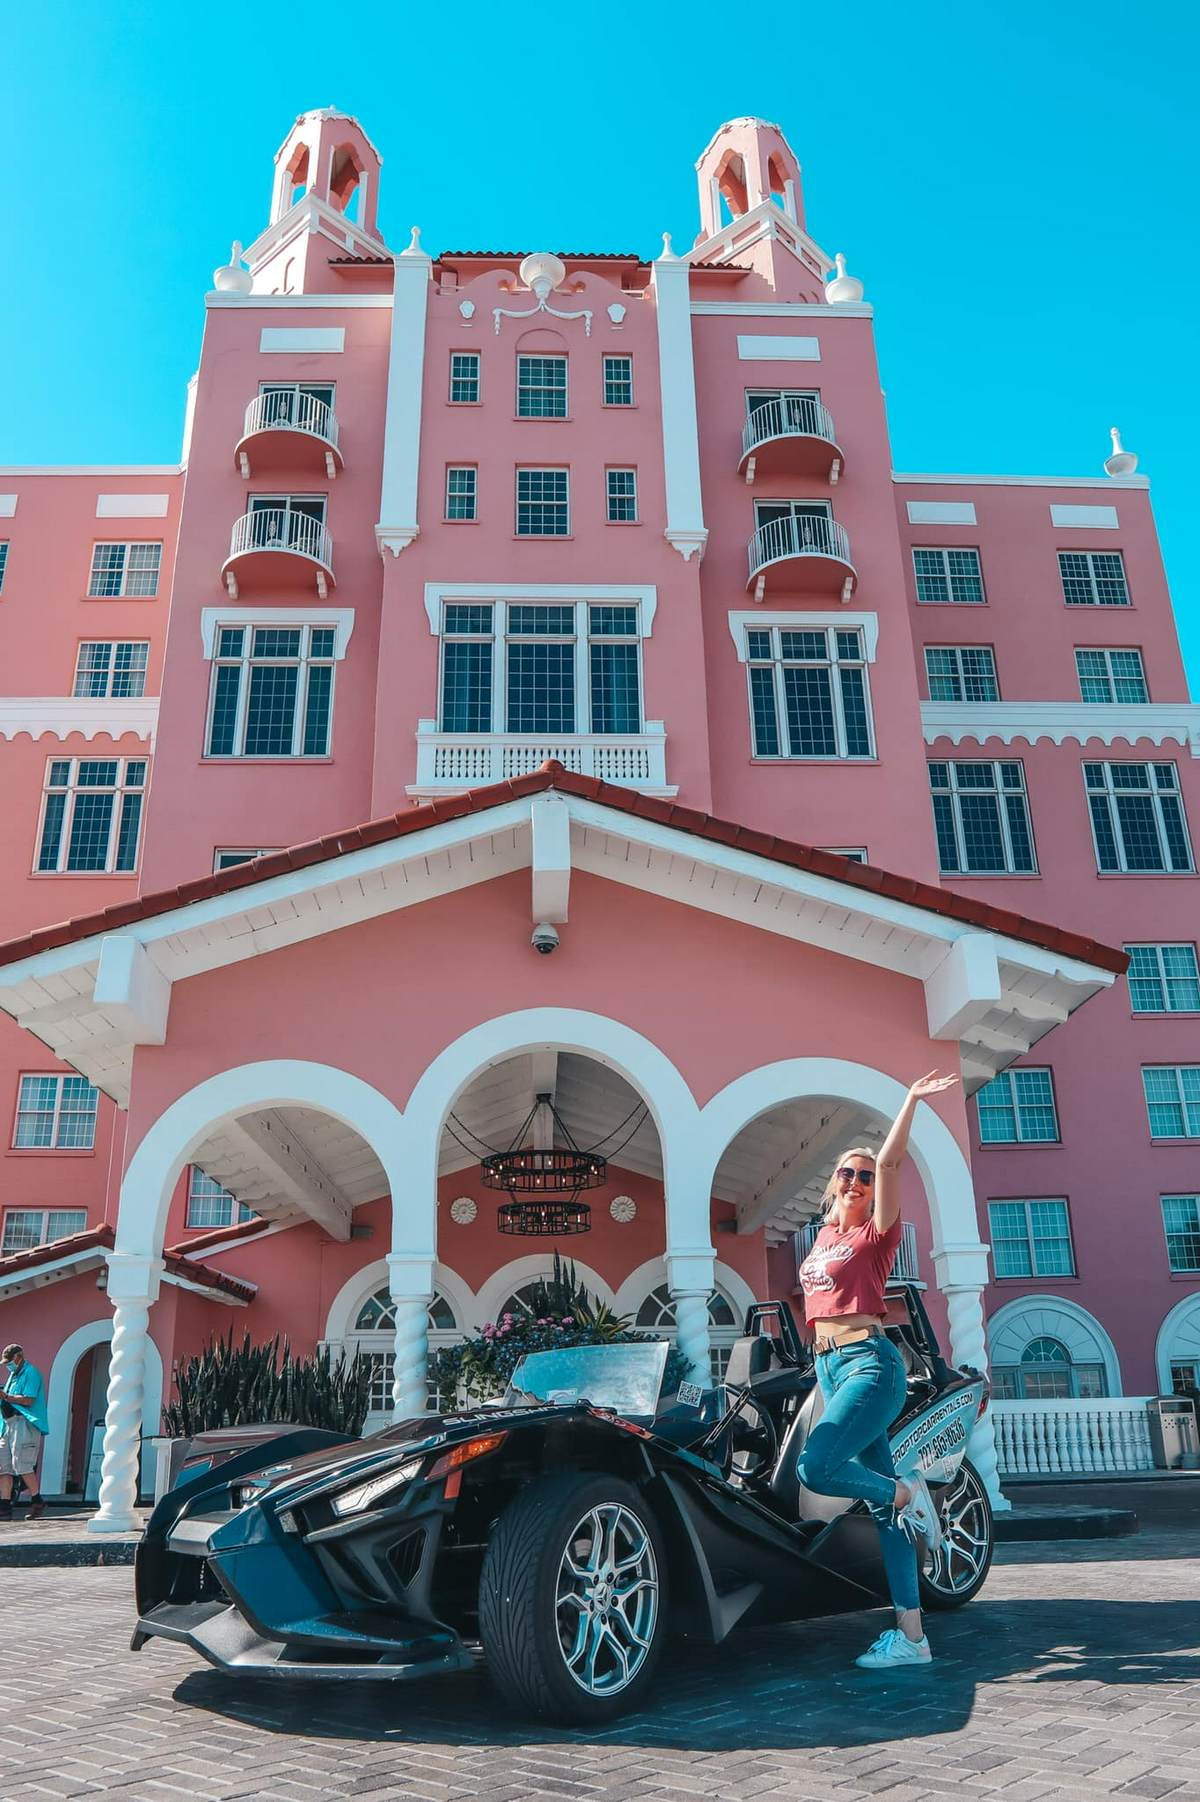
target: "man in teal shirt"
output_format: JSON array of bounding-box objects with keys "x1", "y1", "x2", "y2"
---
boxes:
[{"x1": 0, "y1": 1345, "x2": 48, "y2": 1519}]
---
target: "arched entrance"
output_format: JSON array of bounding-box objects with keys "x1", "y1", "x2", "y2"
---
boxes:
[{"x1": 44, "y1": 1321, "x2": 164, "y2": 1499}]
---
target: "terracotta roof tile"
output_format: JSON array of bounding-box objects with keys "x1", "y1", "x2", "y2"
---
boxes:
[{"x1": 0, "y1": 1223, "x2": 255, "y2": 1302}]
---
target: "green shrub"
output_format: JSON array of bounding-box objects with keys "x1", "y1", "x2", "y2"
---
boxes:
[{"x1": 163, "y1": 1331, "x2": 371, "y2": 1437}]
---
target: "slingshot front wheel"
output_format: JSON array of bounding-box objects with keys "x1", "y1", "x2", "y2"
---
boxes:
[{"x1": 918, "y1": 1457, "x2": 994, "y2": 1608}]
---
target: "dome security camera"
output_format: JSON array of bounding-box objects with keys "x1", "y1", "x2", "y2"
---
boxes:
[{"x1": 531, "y1": 922, "x2": 560, "y2": 955}]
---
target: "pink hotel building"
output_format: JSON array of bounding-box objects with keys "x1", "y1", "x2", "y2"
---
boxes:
[{"x1": 0, "y1": 111, "x2": 1197, "y2": 1527}]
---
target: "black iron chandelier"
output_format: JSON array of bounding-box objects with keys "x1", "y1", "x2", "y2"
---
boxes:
[{"x1": 480, "y1": 1094, "x2": 607, "y2": 1236}]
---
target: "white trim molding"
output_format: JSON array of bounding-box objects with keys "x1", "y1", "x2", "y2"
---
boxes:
[
  {"x1": 1049, "y1": 503, "x2": 1119, "y2": 528},
  {"x1": 376, "y1": 241, "x2": 432, "y2": 558},
  {"x1": 198, "y1": 606, "x2": 356, "y2": 660},
  {"x1": 736, "y1": 335, "x2": 820, "y2": 361},
  {"x1": 652, "y1": 251, "x2": 708, "y2": 562},
  {"x1": 922, "y1": 701, "x2": 1200, "y2": 757},
  {"x1": 895, "y1": 472, "x2": 1149, "y2": 491},
  {"x1": 95, "y1": 494, "x2": 170, "y2": 518},
  {"x1": 0, "y1": 495, "x2": 18, "y2": 516},
  {"x1": 692, "y1": 302, "x2": 872, "y2": 318},
  {"x1": 906, "y1": 500, "x2": 977, "y2": 526},
  {"x1": 728, "y1": 610, "x2": 879, "y2": 662},
  {"x1": 0, "y1": 698, "x2": 159, "y2": 747},
  {"x1": 422, "y1": 582, "x2": 658, "y2": 637},
  {"x1": 259, "y1": 327, "x2": 346, "y2": 353},
  {"x1": 207, "y1": 296, "x2": 392, "y2": 311}
]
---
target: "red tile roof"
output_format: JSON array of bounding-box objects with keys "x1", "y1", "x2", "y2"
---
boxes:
[
  {"x1": 0, "y1": 1224, "x2": 256, "y2": 1302},
  {"x1": 0, "y1": 764, "x2": 1128, "y2": 976},
  {"x1": 436, "y1": 249, "x2": 645, "y2": 262}
]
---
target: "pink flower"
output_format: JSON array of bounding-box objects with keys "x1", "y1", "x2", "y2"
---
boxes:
[
  {"x1": 502, "y1": 1313, "x2": 514, "y2": 1325},
  {"x1": 562, "y1": 1316, "x2": 573, "y2": 1326}
]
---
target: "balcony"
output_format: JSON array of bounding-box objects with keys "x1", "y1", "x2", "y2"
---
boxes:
[
  {"x1": 739, "y1": 397, "x2": 844, "y2": 485},
  {"x1": 747, "y1": 512, "x2": 856, "y2": 603},
  {"x1": 409, "y1": 721, "x2": 675, "y2": 797},
  {"x1": 221, "y1": 508, "x2": 335, "y2": 601},
  {"x1": 235, "y1": 392, "x2": 342, "y2": 480}
]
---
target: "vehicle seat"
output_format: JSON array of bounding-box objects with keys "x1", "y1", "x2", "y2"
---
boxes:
[
  {"x1": 723, "y1": 1335, "x2": 773, "y2": 1389},
  {"x1": 769, "y1": 1382, "x2": 840, "y2": 1522}
]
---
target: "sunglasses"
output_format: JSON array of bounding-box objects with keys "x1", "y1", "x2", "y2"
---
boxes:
[{"x1": 836, "y1": 1167, "x2": 874, "y2": 1186}]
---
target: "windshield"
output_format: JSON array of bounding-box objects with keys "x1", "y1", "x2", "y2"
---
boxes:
[{"x1": 507, "y1": 1342, "x2": 669, "y2": 1420}]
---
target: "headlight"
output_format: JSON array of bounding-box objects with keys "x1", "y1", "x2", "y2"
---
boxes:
[
  {"x1": 331, "y1": 1458, "x2": 424, "y2": 1518},
  {"x1": 232, "y1": 1479, "x2": 270, "y2": 1509}
]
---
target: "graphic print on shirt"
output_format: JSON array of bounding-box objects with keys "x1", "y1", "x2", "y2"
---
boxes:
[{"x1": 798, "y1": 1237, "x2": 856, "y2": 1295}]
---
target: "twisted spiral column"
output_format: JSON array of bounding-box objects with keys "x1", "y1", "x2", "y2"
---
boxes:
[
  {"x1": 390, "y1": 1295, "x2": 430, "y2": 1419},
  {"x1": 672, "y1": 1289, "x2": 712, "y2": 1388},
  {"x1": 944, "y1": 1283, "x2": 1008, "y2": 1512},
  {"x1": 89, "y1": 1297, "x2": 151, "y2": 1533}
]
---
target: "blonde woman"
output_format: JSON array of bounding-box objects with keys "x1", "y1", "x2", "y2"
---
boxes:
[{"x1": 795, "y1": 1072, "x2": 959, "y2": 1670}]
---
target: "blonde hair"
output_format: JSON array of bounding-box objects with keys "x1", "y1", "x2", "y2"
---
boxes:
[{"x1": 820, "y1": 1148, "x2": 877, "y2": 1224}]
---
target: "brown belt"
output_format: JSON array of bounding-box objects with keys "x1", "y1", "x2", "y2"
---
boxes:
[{"x1": 813, "y1": 1327, "x2": 881, "y2": 1356}]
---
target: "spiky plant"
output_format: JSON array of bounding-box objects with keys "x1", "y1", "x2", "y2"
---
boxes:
[{"x1": 162, "y1": 1331, "x2": 371, "y2": 1437}]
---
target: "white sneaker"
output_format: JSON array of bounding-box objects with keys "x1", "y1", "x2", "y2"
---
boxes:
[
  {"x1": 897, "y1": 1471, "x2": 943, "y2": 1552},
  {"x1": 855, "y1": 1627, "x2": 932, "y2": 1670}
]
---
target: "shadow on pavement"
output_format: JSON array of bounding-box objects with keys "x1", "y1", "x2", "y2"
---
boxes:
[{"x1": 172, "y1": 1596, "x2": 1200, "y2": 1752}]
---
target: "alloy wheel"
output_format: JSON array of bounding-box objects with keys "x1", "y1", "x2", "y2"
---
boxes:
[
  {"x1": 555, "y1": 1502, "x2": 660, "y2": 1696},
  {"x1": 922, "y1": 1462, "x2": 991, "y2": 1598}
]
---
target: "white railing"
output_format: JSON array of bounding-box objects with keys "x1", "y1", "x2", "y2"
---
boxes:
[
  {"x1": 228, "y1": 508, "x2": 334, "y2": 569},
  {"x1": 992, "y1": 1398, "x2": 1155, "y2": 1475},
  {"x1": 797, "y1": 1218, "x2": 920, "y2": 1285},
  {"x1": 242, "y1": 390, "x2": 339, "y2": 450},
  {"x1": 412, "y1": 723, "x2": 670, "y2": 792},
  {"x1": 743, "y1": 396, "x2": 837, "y2": 459},
  {"x1": 747, "y1": 512, "x2": 852, "y2": 581}
]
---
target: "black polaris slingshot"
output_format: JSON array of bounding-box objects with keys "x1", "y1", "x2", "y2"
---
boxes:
[{"x1": 134, "y1": 1285, "x2": 992, "y2": 1722}]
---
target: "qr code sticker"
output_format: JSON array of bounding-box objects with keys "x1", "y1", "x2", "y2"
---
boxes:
[{"x1": 677, "y1": 1381, "x2": 704, "y2": 1407}]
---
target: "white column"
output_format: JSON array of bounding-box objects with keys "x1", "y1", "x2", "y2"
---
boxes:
[
  {"x1": 388, "y1": 1253, "x2": 434, "y2": 1418},
  {"x1": 651, "y1": 241, "x2": 707, "y2": 563},
  {"x1": 667, "y1": 1251, "x2": 715, "y2": 1386},
  {"x1": 87, "y1": 1255, "x2": 163, "y2": 1534},
  {"x1": 932, "y1": 1241, "x2": 1009, "y2": 1512},
  {"x1": 375, "y1": 232, "x2": 432, "y2": 558}
]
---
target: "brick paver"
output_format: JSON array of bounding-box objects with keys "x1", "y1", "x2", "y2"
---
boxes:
[{"x1": 2, "y1": 1528, "x2": 1198, "y2": 1802}]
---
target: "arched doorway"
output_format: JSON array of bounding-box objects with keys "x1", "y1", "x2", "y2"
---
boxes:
[{"x1": 44, "y1": 1321, "x2": 165, "y2": 1499}]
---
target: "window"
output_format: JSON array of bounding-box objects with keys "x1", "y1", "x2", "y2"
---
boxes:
[
  {"x1": 36, "y1": 757, "x2": 146, "y2": 873},
  {"x1": 206, "y1": 624, "x2": 335, "y2": 757},
  {"x1": 351, "y1": 1286, "x2": 460, "y2": 1417},
  {"x1": 822, "y1": 846, "x2": 868, "y2": 863},
  {"x1": 606, "y1": 468, "x2": 638, "y2": 523},
  {"x1": 0, "y1": 542, "x2": 8, "y2": 593},
  {"x1": 634, "y1": 1284, "x2": 739, "y2": 1384},
  {"x1": 753, "y1": 498, "x2": 836, "y2": 557},
  {"x1": 516, "y1": 469, "x2": 569, "y2": 536},
  {"x1": 449, "y1": 352, "x2": 480, "y2": 404},
  {"x1": 913, "y1": 547, "x2": 985, "y2": 605},
  {"x1": 988, "y1": 1199, "x2": 1076, "y2": 1277},
  {"x1": 1171, "y1": 1360, "x2": 1200, "y2": 1399},
  {"x1": 1059, "y1": 550, "x2": 1130, "y2": 607},
  {"x1": 1142, "y1": 1066, "x2": 1200, "y2": 1139},
  {"x1": 516, "y1": 355, "x2": 567, "y2": 418},
  {"x1": 603, "y1": 355, "x2": 634, "y2": 406},
  {"x1": 87, "y1": 542, "x2": 162, "y2": 598},
  {"x1": 746, "y1": 625, "x2": 873, "y2": 760},
  {"x1": 1084, "y1": 762, "x2": 1193, "y2": 873},
  {"x1": 929, "y1": 760, "x2": 1037, "y2": 874},
  {"x1": 186, "y1": 1170, "x2": 255, "y2": 1229},
  {"x1": 439, "y1": 601, "x2": 642, "y2": 736},
  {"x1": 1, "y1": 1208, "x2": 88, "y2": 1253},
  {"x1": 1161, "y1": 1196, "x2": 1200, "y2": 1274},
  {"x1": 924, "y1": 646, "x2": 999, "y2": 702},
  {"x1": 257, "y1": 382, "x2": 334, "y2": 429},
  {"x1": 1075, "y1": 648, "x2": 1148, "y2": 704},
  {"x1": 73, "y1": 641, "x2": 149, "y2": 699},
  {"x1": 975, "y1": 1068, "x2": 1059, "y2": 1143},
  {"x1": 992, "y1": 1337, "x2": 1106, "y2": 1402},
  {"x1": 1125, "y1": 944, "x2": 1200, "y2": 1013},
  {"x1": 13, "y1": 1074, "x2": 99, "y2": 1149},
  {"x1": 213, "y1": 847, "x2": 279, "y2": 873},
  {"x1": 445, "y1": 466, "x2": 477, "y2": 521}
]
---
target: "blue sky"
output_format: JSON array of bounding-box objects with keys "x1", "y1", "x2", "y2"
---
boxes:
[{"x1": 5, "y1": 1, "x2": 1197, "y2": 688}]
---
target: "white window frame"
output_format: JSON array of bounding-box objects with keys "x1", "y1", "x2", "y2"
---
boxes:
[
  {"x1": 1142, "y1": 1066, "x2": 1200, "y2": 1140},
  {"x1": 0, "y1": 542, "x2": 8, "y2": 594},
  {"x1": 602, "y1": 355, "x2": 634, "y2": 406},
  {"x1": 1124, "y1": 943, "x2": 1200, "y2": 1014},
  {"x1": 924, "y1": 644, "x2": 999, "y2": 702},
  {"x1": 929, "y1": 759, "x2": 1038, "y2": 875},
  {"x1": 72, "y1": 640, "x2": 150, "y2": 699},
  {"x1": 987, "y1": 1198, "x2": 1077, "y2": 1279},
  {"x1": 1161, "y1": 1195, "x2": 1200, "y2": 1274},
  {"x1": 205, "y1": 621, "x2": 338, "y2": 759},
  {"x1": 449, "y1": 351, "x2": 481, "y2": 404},
  {"x1": 1074, "y1": 647, "x2": 1148, "y2": 704},
  {"x1": 1084, "y1": 761, "x2": 1194, "y2": 874},
  {"x1": 975, "y1": 1068, "x2": 1060, "y2": 1144},
  {"x1": 35, "y1": 756, "x2": 147, "y2": 874},
  {"x1": 445, "y1": 465, "x2": 478, "y2": 521},
  {"x1": 87, "y1": 541, "x2": 162, "y2": 598},
  {"x1": 605, "y1": 468, "x2": 638, "y2": 523},
  {"x1": 12, "y1": 1074, "x2": 99, "y2": 1150},
  {"x1": 1, "y1": 1207, "x2": 88, "y2": 1253},
  {"x1": 438, "y1": 600, "x2": 644, "y2": 735},
  {"x1": 743, "y1": 621, "x2": 875, "y2": 761},
  {"x1": 186, "y1": 1169, "x2": 255, "y2": 1229},
  {"x1": 1059, "y1": 549, "x2": 1130, "y2": 607},
  {"x1": 516, "y1": 353, "x2": 568, "y2": 419},
  {"x1": 912, "y1": 546, "x2": 985, "y2": 605},
  {"x1": 213, "y1": 847, "x2": 280, "y2": 873},
  {"x1": 515, "y1": 468, "x2": 570, "y2": 537},
  {"x1": 821, "y1": 846, "x2": 868, "y2": 863}
]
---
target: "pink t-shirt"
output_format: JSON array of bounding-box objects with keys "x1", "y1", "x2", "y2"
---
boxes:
[{"x1": 797, "y1": 1214, "x2": 903, "y2": 1324}]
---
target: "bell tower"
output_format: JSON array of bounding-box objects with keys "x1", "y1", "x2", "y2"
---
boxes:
[
  {"x1": 696, "y1": 117, "x2": 805, "y2": 240},
  {"x1": 237, "y1": 108, "x2": 390, "y2": 295}
]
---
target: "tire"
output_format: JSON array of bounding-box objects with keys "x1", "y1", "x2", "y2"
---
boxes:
[
  {"x1": 478, "y1": 1471, "x2": 668, "y2": 1724},
  {"x1": 918, "y1": 1457, "x2": 994, "y2": 1609}
]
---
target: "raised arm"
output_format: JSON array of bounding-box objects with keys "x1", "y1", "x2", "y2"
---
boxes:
[{"x1": 874, "y1": 1071, "x2": 960, "y2": 1232}]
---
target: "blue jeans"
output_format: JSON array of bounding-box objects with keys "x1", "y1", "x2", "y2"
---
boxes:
[{"x1": 795, "y1": 1335, "x2": 920, "y2": 1614}]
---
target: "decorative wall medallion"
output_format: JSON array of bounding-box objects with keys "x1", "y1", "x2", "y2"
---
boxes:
[
  {"x1": 493, "y1": 252, "x2": 593, "y2": 337},
  {"x1": 610, "y1": 1195, "x2": 637, "y2": 1224},
  {"x1": 607, "y1": 302, "x2": 626, "y2": 325},
  {"x1": 450, "y1": 1196, "x2": 477, "y2": 1225},
  {"x1": 458, "y1": 299, "x2": 476, "y2": 320}
]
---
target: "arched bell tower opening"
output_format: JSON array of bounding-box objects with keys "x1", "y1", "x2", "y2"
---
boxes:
[
  {"x1": 268, "y1": 107, "x2": 383, "y2": 240},
  {"x1": 696, "y1": 117, "x2": 806, "y2": 240}
]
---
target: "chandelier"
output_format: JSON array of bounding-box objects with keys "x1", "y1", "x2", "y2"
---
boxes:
[{"x1": 480, "y1": 1094, "x2": 607, "y2": 1236}]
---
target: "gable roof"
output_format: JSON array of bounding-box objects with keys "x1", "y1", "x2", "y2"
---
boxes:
[{"x1": 0, "y1": 1224, "x2": 256, "y2": 1303}]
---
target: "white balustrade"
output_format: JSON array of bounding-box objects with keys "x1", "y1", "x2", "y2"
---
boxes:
[
  {"x1": 747, "y1": 511, "x2": 853, "y2": 581},
  {"x1": 242, "y1": 390, "x2": 339, "y2": 450},
  {"x1": 991, "y1": 1398, "x2": 1155, "y2": 1476},
  {"x1": 227, "y1": 508, "x2": 334, "y2": 569},
  {"x1": 411, "y1": 722, "x2": 671, "y2": 793},
  {"x1": 742, "y1": 396, "x2": 837, "y2": 459}
]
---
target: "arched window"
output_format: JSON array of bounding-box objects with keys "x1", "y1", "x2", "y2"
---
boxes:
[
  {"x1": 993, "y1": 1334, "x2": 1106, "y2": 1401},
  {"x1": 634, "y1": 1284, "x2": 739, "y2": 1383},
  {"x1": 350, "y1": 1285, "x2": 460, "y2": 1424}
]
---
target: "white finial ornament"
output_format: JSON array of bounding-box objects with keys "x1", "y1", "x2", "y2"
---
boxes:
[
  {"x1": 660, "y1": 232, "x2": 677, "y2": 261},
  {"x1": 1104, "y1": 426, "x2": 1138, "y2": 478},
  {"x1": 824, "y1": 252, "x2": 864, "y2": 304},
  {"x1": 402, "y1": 225, "x2": 423, "y2": 257},
  {"x1": 213, "y1": 241, "x2": 252, "y2": 295},
  {"x1": 519, "y1": 252, "x2": 566, "y2": 300}
]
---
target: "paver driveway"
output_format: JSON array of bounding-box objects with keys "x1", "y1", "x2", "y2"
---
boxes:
[{"x1": 4, "y1": 1529, "x2": 1199, "y2": 1802}]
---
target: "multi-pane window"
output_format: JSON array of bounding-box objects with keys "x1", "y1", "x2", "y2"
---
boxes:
[
  {"x1": 516, "y1": 469, "x2": 569, "y2": 536},
  {"x1": 746, "y1": 625, "x2": 873, "y2": 760},
  {"x1": 634, "y1": 1285, "x2": 739, "y2": 1384},
  {"x1": 988, "y1": 1199, "x2": 1076, "y2": 1278},
  {"x1": 603, "y1": 355, "x2": 634, "y2": 406},
  {"x1": 449, "y1": 352, "x2": 480, "y2": 404},
  {"x1": 0, "y1": 542, "x2": 8, "y2": 593},
  {"x1": 929, "y1": 761, "x2": 1037, "y2": 874},
  {"x1": 1161, "y1": 1196, "x2": 1200, "y2": 1274},
  {"x1": 439, "y1": 602, "x2": 641, "y2": 735},
  {"x1": 1142, "y1": 1066, "x2": 1200, "y2": 1139},
  {"x1": 13, "y1": 1074, "x2": 99, "y2": 1149},
  {"x1": 73, "y1": 641, "x2": 149, "y2": 699},
  {"x1": 1059, "y1": 550, "x2": 1130, "y2": 606},
  {"x1": 1125, "y1": 944, "x2": 1200, "y2": 1013},
  {"x1": 186, "y1": 1170, "x2": 255, "y2": 1230},
  {"x1": 36, "y1": 758, "x2": 146, "y2": 873},
  {"x1": 746, "y1": 389, "x2": 824, "y2": 435},
  {"x1": 1171, "y1": 1360, "x2": 1200, "y2": 1398},
  {"x1": 516, "y1": 355, "x2": 567, "y2": 418},
  {"x1": 975, "y1": 1068, "x2": 1059, "y2": 1143},
  {"x1": 924, "y1": 645, "x2": 999, "y2": 702},
  {"x1": 1084, "y1": 762, "x2": 1193, "y2": 873},
  {"x1": 87, "y1": 542, "x2": 162, "y2": 598},
  {"x1": 213, "y1": 847, "x2": 279, "y2": 873},
  {"x1": 1, "y1": 1208, "x2": 88, "y2": 1253},
  {"x1": 206, "y1": 624, "x2": 335, "y2": 757},
  {"x1": 606, "y1": 469, "x2": 638, "y2": 523},
  {"x1": 993, "y1": 1338, "x2": 1106, "y2": 1401},
  {"x1": 1075, "y1": 648, "x2": 1148, "y2": 703},
  {"x1": 913, "y1": 547, "x2": 985, "y2": 604},
  {"x1": 445, "y1": 466, "x2": 477, "y2": 521}
]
